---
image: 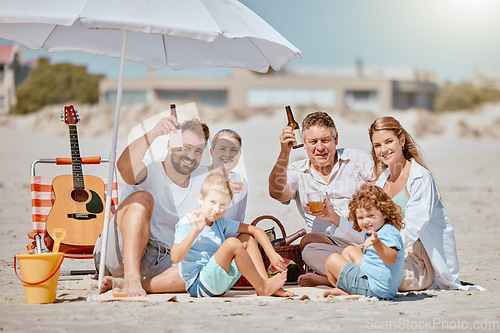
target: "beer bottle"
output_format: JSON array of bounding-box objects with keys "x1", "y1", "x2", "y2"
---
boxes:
[
  {"x1": 271, "y1": 228, "x2": 307, "y2": 247},
  {"x1": 285, "y1": 105, "x2": 303, "y2": 149},
  {"x1": 170, "y1": 104, "x2": 183, "y2": 150}
]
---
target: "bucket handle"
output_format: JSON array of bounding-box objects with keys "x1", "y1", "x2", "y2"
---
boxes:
[{"x1": 14, "y1": 255, "x2": 64, "y2": 286}]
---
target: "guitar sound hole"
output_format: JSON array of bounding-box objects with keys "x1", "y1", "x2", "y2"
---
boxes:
[{"x1": 71, "y1": 189, "x2": 89, "y2": 203}]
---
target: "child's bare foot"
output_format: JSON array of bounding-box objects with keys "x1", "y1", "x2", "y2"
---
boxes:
[
  {"x1": 256, "y1": 271, "x2": 287, "y2": 296},
  {"x1": 297, "y1": 273, "x2": 331, "y2": 287},
  {"x1": 272, "y1": 287, "x2": 295, "y2": 297},
  {"x1": 323, "y1": 287, "x2": 350, "y2": 297}
]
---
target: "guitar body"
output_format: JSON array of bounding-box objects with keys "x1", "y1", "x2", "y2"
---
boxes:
[{"x1": 46, "y1": 173, "x2": 105, "y2": 246}]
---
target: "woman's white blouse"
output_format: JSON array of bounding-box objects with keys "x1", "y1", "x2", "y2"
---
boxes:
[{"x1": 376, "y1": 160, "x2": 482, "y2": 290}]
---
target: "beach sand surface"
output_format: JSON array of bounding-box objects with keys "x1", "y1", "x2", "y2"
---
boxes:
[{"x1": 1, "y1": 105, "x2": 499, "y2": 332}]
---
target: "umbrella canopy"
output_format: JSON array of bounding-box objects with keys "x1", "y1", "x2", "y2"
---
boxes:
[
  {"x1": 0, "y1": 0, "x2": 301, "y2": 289},
  {"x1": 0, "y1": 0, "x2": 300, "y2": 72}
]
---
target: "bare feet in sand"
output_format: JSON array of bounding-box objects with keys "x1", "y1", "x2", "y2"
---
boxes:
[
  {"x1": 100, "y1": 276, "x2": 146, "y2": 297},
  {"x1": 323, "y1": 287, "x2": 349, "y2": 297},
  {"x1": 99, "y1": 275, "x2": 114, "y2": 294},
  {"x1": 256, "y1": 271, "x2": 287, "y2": 296},
  {"x1": 297, "y1": 273, "x2": 332, "y2": 287},
  {"x1": 272, "y1": 288, "x2": 295, "y2": 297}
]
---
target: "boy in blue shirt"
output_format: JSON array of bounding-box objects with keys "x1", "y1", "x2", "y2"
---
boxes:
[
  {"x1": 172, "y1": 172, "x2": 292, "y2": 297},
  {"x1": 323, "y1": 184, "x2": 405, "y2": 299}
]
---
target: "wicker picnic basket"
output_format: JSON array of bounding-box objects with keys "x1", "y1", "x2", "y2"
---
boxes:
[
  {"x1": 232, "y1": 215, "x2": 306, "y2": 288},
  {"x1": 251, "y1": 215, "x2": 305, "y2": 274}
]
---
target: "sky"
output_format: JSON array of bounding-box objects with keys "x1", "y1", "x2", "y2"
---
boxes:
[{"x1": 1, "y1": 0, "x2": 500, "y2": 84}]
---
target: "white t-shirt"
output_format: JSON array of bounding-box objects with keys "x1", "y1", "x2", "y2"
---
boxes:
[{"x1": 120, "y1": 161, "x2": 208, "y2": 249}]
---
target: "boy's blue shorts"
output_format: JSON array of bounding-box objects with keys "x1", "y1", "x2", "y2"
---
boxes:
[
  {"x1": 336, "y1": 261, "x2": 378, "y2": 298},
  {"x1": 188, "y1": 255, "x2": 241, "y2": 297}
]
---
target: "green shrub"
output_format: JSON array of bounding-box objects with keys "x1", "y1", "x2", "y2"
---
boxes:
[
  {"x1": 435, "y1": 82, "x2": 500, "y2": 112},
  {"x1": 12, "y1": 58, "x2": 103, "y2": 114}
]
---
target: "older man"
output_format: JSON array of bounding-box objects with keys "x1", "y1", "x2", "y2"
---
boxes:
[
  {"x1": 95, "y1": 116, "x2": 210, "y2": 296},
  {"x1": 269, "y1": 111, "x2": 373, "y2": 286}
]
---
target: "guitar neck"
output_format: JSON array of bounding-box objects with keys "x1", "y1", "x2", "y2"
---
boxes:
[{"x1": 69, "y1": 124, "x2": 84, "y2": 189}]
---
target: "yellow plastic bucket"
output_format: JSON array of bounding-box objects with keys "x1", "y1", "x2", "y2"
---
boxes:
[{"x1": 14, "y1": 252, "x2": 64, "y2": 304}]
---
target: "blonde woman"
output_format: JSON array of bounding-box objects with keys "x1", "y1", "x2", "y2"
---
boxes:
[
  {"x1": 209, "y1": 129, "x2": 248, "y2": 223},
  {"x1": 369, "y1": 116, "x2": 481, "y2": 291}
]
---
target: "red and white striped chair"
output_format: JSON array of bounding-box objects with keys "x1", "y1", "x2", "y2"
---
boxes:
[{"x1": 28, "y1": 156, "x2": 118, "y2": 259}]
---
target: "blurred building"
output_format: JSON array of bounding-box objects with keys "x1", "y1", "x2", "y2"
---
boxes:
[
  {"x1": 99, "y1": 65, "x2": 438, "y2": 113},
  {"x1": 473, "y1": 68, "x2": 500, "y2": 90},
  {"x1": 0, "y1": 44, "x2": 22, "y2": 114}
]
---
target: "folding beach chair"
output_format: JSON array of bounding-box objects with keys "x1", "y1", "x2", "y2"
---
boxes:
[{"x1": 27, "y1": 156, "x2": 119, "y2": 262}]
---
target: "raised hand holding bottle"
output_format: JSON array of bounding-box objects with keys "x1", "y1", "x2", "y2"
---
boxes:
[
  {"x1": 285, "y1": 105, "x2": 303, "y2": 149},
  {"x1": 170, "y1": 104, "x2": 183, "y2": 150}
]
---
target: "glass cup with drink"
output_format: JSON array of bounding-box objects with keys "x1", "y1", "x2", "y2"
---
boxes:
[
  {"x1": 307, "y1": 191, "x2": 325, "y2": 213},
  {"x1": 228, "y1": 172, "x2": 244, "y2": 194}
]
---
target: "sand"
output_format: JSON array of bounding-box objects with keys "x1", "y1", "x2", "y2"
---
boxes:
[{"x1": 1, "y1": 104, "x2": 499, "y2": 332}]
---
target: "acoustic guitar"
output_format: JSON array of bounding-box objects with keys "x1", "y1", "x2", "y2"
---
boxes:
[{"x1": 46, "y1": 105, "x2": 105, "y2": 246}]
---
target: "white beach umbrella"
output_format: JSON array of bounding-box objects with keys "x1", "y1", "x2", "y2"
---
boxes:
[{"x1": 0, "y1": 0, "x2": 301, "y2": 289}]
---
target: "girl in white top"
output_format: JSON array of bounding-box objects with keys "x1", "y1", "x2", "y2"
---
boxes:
[
  {"x1": 208, "y1": 129, "x2": 248, "y2": 223},
  {"x1": 369, "y1": 116, "x2": 482, "y2": 291}
]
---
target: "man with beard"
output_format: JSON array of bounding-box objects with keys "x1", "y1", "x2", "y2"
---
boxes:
[{"x1": 94, "y1": 117, "x2": 210, "y2": 296}]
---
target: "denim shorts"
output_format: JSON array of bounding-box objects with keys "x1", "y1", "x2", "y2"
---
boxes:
[
  {"x1": 188, "y1": 256, "x2": 241, "y2": 298},
  {"x1": 337, "y1": 261, "x2": 378, "y2": 298}
]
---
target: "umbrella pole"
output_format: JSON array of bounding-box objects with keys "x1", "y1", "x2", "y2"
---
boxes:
[{"x1": 98, "y1": 31, "x2": 128, "y2": 291}]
